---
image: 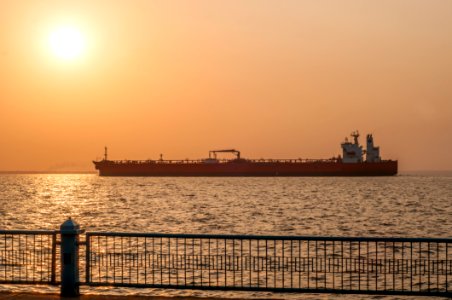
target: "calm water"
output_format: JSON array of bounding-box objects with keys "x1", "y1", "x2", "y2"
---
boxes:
[{"x1": 0, "y1": 174, "x2": 451, "y2": 299}]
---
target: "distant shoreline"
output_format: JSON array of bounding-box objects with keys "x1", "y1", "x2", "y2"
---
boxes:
[
  {"x1": 0, "y1": 171, "x2": 96, "y2": 174},
  {"x1": 401, "y1": 170, "x2": 452, "y2": 176}
]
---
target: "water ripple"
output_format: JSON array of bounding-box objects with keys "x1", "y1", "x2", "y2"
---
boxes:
[{"x1": 0, "y1": 174, "x2": 451, "y2": 299}]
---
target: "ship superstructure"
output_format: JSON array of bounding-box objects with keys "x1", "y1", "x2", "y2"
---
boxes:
[
  {"x1": 93, "y1": 131, "x2": 397, "y2": 176},
  {"x1": 341, "y1": 131, "x2": 363, "y2": 163},
  {"x1": 340, "y1": 131, "x2": 382, "y2": 163},
  {"x1": 366, "y1": 134, "x2": 381, "y2": 162}
]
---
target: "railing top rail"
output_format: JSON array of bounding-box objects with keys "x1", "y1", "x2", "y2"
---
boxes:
[
  {"x1": 101, "y1": 158, "x2": 397, "y2": 165},
  {"x1": 104, "y1": 158, "x2": 340, "y2": 164},
  {"x1": 86, "y1": 231, "x2": 452, "y2": 243},
  {"x1": 0, "y1": 229, "x2": 57, "y2": 235}
]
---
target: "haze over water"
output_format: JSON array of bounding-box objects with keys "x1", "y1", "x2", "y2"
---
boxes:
[{"x1": 1, "y1": 174, "x2": 451, "y2": 298}]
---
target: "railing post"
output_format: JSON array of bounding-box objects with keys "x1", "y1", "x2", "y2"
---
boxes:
[
  {"x1": 51, "y1": 233, "x2": 57, "y2": 284},
  {"x1": 60, "y1": 218, "x2": 83, "y2": 297}
]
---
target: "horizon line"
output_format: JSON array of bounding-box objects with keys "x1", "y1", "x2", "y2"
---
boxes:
[
  {"x1": 1, "y1": 170, "x2": 452, "y2": 175},
  {"x1": 0, "y1": 170, "x2": 96, "y2": 174}
]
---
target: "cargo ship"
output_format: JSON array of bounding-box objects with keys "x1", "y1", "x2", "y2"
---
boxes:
[{"x1": 93, "y1": 132, "x2": 397, "y2": 176}]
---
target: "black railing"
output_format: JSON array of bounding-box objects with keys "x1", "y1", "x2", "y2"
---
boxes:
[
  {"x1": 101, "y1": 158, "x2": 340, "y2": 165},
  {"x1": 85, "y1": 232, "x2": 452, "y2": 297},
  {"x1": 1, "y1": 224, "x2": 450, "y2": 297},
  {"x1": 0, "y1": 230, "x2": 57, "y2": 285}
]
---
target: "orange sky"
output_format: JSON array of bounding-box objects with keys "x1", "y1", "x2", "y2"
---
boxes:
[{"x1": 1, "y1": 0, "x2": 451, "y2": 172}]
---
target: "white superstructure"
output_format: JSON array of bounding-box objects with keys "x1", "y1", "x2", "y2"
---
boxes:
[
  {"x1": 365, "y1": 134, "x2": 381, "y2": 162},
  {"x1": 341, "y1": 131, "x2": 363, "y2": 163},
  {"x1": 341, "y1": 131, "x2": 383, "y2": 163}
]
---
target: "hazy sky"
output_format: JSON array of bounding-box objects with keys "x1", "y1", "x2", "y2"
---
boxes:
[{"x1": 1, "y1": 0, "x2": 451, "y2": 172}]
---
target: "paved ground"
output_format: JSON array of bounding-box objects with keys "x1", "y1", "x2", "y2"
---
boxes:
[
  {"x1": 0, "y1": 293, "x2": 272, "y2": 300},
  {"x1": 0, "y1": 294, "x2": 216, "y2": 300}
]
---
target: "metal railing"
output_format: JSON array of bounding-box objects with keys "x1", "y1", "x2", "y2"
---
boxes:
[
  {"x1": 85, "y1": 232, "x2": 452, "y2": 297},
  {"x1": 101, "y1": 158, "x2": 341, "y2": 165},
  {"x1": 0, "y1": 230, "x2": 57, "y2": 285},
  {"x1": 1, "y1": 223, "x2": 450, "y2": 297}
]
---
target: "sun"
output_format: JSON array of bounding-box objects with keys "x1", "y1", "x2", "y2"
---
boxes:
[{"x1": 49, "y1": 26, "x2": 85, "y2": 60}]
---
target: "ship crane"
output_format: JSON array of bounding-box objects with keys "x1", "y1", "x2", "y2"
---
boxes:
[{"x1": 209, "y1": 149, "x2": 241, "y2": 160}]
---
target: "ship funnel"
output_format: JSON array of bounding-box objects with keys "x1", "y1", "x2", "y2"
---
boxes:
[{"x1": 366, "y1": 134, "x2": 381, "y2": 162}]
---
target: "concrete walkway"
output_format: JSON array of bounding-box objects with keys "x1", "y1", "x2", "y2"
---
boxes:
[{"x1": 0, "y1": 293, "x2": 273, "y2": 300}]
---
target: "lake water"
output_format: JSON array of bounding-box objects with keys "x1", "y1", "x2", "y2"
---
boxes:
[{"x1": 0, "y1": 174, "x2": 451, "y2": 299}]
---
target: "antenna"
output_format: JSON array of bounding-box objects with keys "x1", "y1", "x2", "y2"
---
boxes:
[
  {"x1": 104, "y1": 147, "x2": 108, "y2": 161},
  {"x1": 351, "y1": 131, "x2": 360, "y2": 145}
]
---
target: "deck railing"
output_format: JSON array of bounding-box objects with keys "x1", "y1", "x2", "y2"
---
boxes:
[
  {"x1": 104, "y1": 158, "x2": 339, "y2": 165},
  {"x1": 100, "y1": 158, "x2": 397, "y2": 164}
]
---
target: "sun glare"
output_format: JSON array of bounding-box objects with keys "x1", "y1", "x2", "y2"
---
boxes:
[{"x1": 49, "y1": 26, "x2": 85, "y2": 60}]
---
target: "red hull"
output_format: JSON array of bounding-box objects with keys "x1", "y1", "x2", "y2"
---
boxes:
[{"x1": 93, "y1": 160, "x2": 398, "y2": 176}]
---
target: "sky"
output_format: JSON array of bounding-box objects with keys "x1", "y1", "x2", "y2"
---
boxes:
[{"x1": 1, "y1": 0, "x2": 451, "y2": 172}]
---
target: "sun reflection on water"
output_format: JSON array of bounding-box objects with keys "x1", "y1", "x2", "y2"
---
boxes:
[{"x1": 0, "y1": 174, "x2": 451, "y2": 298}]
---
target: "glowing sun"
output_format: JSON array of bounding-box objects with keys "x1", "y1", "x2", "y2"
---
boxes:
[{"x1": 49, "y1": 26, "x2": 85, "y2": 60}]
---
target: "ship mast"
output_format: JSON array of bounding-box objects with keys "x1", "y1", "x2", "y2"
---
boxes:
[
  {"x1": 104, "y1": 146, "x2": 108, "y2": 161},
  {"x1": 351, "y1": 131, "x2": 360, "y2": 145}
]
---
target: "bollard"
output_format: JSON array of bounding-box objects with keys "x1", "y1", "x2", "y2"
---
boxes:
[{"x1": 60, "y1": 218, "x2": 83, "y2": 297}]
